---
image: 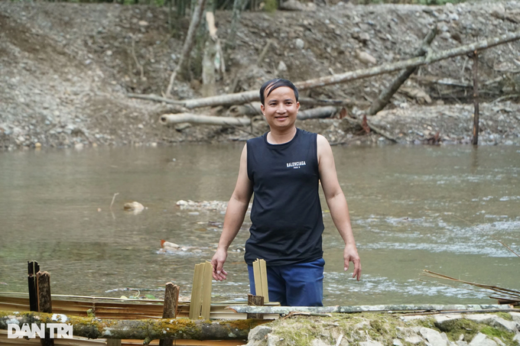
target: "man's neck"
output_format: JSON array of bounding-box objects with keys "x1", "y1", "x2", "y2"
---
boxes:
[{"x1": 267, "y1": 127, "x2": 297, "y2": 145}]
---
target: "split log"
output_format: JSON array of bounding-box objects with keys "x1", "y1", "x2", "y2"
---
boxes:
[
  {"x1": 165, "y1": 0, "x2": 207, "y2": 96},
  {"x1": 367, "y1": 26, "x2": 438, "y2": 116},
  {"x1": 159, "y1": 283, "x2": 179, "y2": 346},
  {"x1": 0, "y1": 310, "x2": 267, "y2": 341},
  {"x1": 37, "y1": 271, "x2": 53, "y2": 346},
  {"x1": 160, "y1": 114, "x2": 251, "y2": 126},
  {"x1": 227, "y1": 304, "x2": 515, "y2": 315},
  {"x1": 171, "y1": 29, "x2": 520, "y2": 109}
]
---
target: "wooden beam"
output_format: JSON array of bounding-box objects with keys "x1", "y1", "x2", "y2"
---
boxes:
[
  {"x1": 36, "y1": 271, "x2": 53, "y2": 346},
  {"x1": 27, "y1": 261, "x2": 39, "y2": 312}
]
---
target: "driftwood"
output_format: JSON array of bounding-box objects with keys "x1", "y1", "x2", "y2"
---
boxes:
[
  {"x1": 160, "y1": 114, "x2": 251, "y2": 126},
  {"x1": 154, "y1": 29, "x2": 520, "y2": 109},
  {"x1": 0, "y1": 310, "x2": 266, "y2": 342},
  {"x1": 165, "y1": 0, "x2": 207, "y2": 96},
  {"x1": 367, "y1": 26, "x2": 438, "y2": 115},
  {"x1": 228, "y1": 304, "x2": 515, "y2": 315}
]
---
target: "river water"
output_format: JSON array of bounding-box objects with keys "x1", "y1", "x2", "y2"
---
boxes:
[{"x1": 0, "y1": 144, "x2": 519, "y2": 306}]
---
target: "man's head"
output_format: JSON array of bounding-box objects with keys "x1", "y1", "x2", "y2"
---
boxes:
[
  {"x1": 259, "y1": 79, "x2": 299, "y2": 105},
  {"x1": 259, "y1": 79, "x2": 300, "y2": 131}
]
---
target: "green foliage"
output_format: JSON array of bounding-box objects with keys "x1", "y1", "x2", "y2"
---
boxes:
[{"x1": 263, "y1": 0, "x2": 277, "y2": 12}]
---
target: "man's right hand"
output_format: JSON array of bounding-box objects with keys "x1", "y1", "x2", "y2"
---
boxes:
[{"x1": 211, "y1": 247, "x2": 228, "y2": 281}]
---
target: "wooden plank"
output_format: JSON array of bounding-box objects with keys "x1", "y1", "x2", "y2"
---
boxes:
[
  {"x1": 189, "y1": 264, "x2": 203, "y2": 320},
  {"x1": 252, "y1": 260, "x2": 262, "y2": 299},
  {"x1": 259, "y1": 260, "x2": 269, "y2": 303},
  {"x1": 200, "y1": 263, "x2": 212, "y2": 320},
  {"x1": 106, "y1": 339, "x2": 121, "y2": 346}
]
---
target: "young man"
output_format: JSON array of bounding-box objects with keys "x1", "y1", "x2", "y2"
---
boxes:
[{"x1": 211, "y1": 78, "x2": 361, "y2": 306}]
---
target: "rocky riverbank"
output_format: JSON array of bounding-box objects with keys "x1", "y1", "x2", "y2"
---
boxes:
[
  {"x1": 1, "y1": 1, "x2": 520, "y2": 150},
  {"x1": 246, "y1": 311, "x2": 520, "y2": 346}
]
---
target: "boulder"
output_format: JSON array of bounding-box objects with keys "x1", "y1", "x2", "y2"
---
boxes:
[
  {"x1": 468, "y1": 333, "x2": 497, "y2": 346},
  {"x1": 420, "y1": 327, "x2": 447, "y2": 346}
]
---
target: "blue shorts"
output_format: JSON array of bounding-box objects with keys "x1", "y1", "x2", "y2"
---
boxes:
[{"x1": 247, "y1": 258, "x2": 325, "y2": 306}]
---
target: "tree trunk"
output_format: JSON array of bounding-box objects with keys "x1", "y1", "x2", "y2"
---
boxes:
[
  {"x1": 367, "y1": 26, "x2": 438, "y2": 116},
  {"x1": 297, "y1": 106, "x2": 337, "y2": 120},
  {"x1": 0, "y1": 310, "x2": 267, "y2": 341},
  {"x1": 169, "y1": 29, "x2": 520, "y2": 109},
  {"x1": 165, "y1": 0, "x2": 207, "y2": 96},
  {"x1": 160, "y1": 114, "x2": 251, "y2": 126}
]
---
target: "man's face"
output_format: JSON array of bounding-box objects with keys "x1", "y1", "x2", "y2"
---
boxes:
[{"x1": 260, "y1": 86, "x2": 300, "y2": 130}]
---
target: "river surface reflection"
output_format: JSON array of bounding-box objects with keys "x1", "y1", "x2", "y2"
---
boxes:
[{"x1": 0, "y1": 144, "x2": 519, "y2": 305}]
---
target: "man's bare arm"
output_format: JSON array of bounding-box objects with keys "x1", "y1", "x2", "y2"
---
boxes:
[
  {"x1": 317, "y1": 135, "x2": 361, "y2": 280},
  {"x1": 211, "y1": 144, "x2": 253, "y2": 281}
]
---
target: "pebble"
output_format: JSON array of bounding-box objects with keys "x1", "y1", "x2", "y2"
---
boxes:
[{"x1": 295, "y1": 38, "x2": 305, "y2": 49}]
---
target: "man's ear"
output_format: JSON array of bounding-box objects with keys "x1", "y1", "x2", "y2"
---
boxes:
[
  {"x1": 296, "y1": 101, "x2": 300, "y2": 111},
  {"x1": 260, "y1": 104, "x2": 265, "y2": 115}
]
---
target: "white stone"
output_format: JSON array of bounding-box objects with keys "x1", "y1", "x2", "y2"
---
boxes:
[
  {"x1": 469, "y1": 333, "x2": 497, "y2": 346},
  {"x1": 312, "y1": 339, "x2": 330, "y2": 346},
  {"x1": 509, "y1": 312, "x2": 520, "y2": 323},
  {"x1": 277, "y1": 61, "x2": 287, "y2": 72},
  {"x1": 267, "y1": 333, "x2": 279, "y2": 346},
  {"x1": 404, "y1": 336, "x2": 424, "y2": 344},
  {"x1": 393, "y1": 339, "x2": 403, "y2": 346},
  {"x1": 492, "y1": 337, "x2": 505, "y2": 346},
  {"x1": 435, "y1": 314, "x2": 463, "y2": 325},
  {"x1": 360, "y1": 342, "x2": 383, "y2": 346},
  {"x1": 420, "y1": 327, "x2": 447, "y2": 346},
  {"x1": 295, "y1": 38, "x2": 305, "y2": 49},
  {"x1": 401, "y1": 315, "x2": 429, "y2": 323},
  {"x1": 492, "y1": 317, "x2": 518, "y2": 333},
  {"x1": 465, "y1": 314, "x2": 497, "y2": 325},
  {"x1": 513, "y1": 334, "x2": 520, "y2": 343}
]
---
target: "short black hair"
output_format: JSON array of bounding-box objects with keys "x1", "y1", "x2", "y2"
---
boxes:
[{"x1": 259, "y1": 78, "x2": 299, "y2": 105}]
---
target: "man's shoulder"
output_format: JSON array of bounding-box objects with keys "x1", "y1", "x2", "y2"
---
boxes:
[{"x1": 247, "y1": 133, "x2": 266, "y2": 145}]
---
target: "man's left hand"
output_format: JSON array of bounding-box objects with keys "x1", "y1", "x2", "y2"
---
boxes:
[{"x1": 344, "y1": 244, "x2": 361, "y2": 281}]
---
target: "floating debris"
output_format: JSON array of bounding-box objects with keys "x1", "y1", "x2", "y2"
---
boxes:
[{"x1": 124, "y1": 201, "x2": 144, "y2": 214}]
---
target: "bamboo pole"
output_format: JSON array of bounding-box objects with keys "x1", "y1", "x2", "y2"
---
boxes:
[
  {"x1": 472, "y1": 51, "x2": 480, "y2": 145},
  {"x1": 0, "y1": 310, "x2": 266, "y2": 341},
  {"x1": 227, "y1": 304, "x2": 515, "y2": 314},
  {"x1": 367, "y1": 26, "x2": 438, "y2": 116},
  {"x1": 156, "y1": 30, "x2": 520, "y2": 109},
  {"x1": 27, "y1": 261, "x2": 39, "y2": 313}
]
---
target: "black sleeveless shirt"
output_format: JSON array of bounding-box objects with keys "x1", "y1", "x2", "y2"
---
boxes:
[{"x1": 245, "y1": 128, "x2": 324, "y2": 266}]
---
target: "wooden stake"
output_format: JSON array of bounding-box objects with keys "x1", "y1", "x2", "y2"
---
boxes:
[
  {"x1": 37, "y1": 271, "x2": 54, "y2": 346},
  {"x1": 28, "y1": 261, "x2": 40, "y2": 312},
  {"x1": 200, "y1": 263, "x2": 213, "y2": 320},
  {"x1": 252, "y1": 259, "x2": 269, "y2": 303},
  {"x1": 159, "y1": 283, "x2": 179, "y2": 346},
  {"x1": 247, "y1": 294, "x2": 264, "y2": 320},
  {"x1": 189, "y1": 264, "x2": 204, "y2": 319},
  {"x1": 472, "y1": 50, "x2": 480, "y2": 146}
]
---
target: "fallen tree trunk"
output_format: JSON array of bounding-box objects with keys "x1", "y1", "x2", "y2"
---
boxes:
[
  {"x1": 299, "y1": 97, "x2": 370, "y2": 108},
  {"x1": 160, "y1": 114, "x2": 251, "y2": 126},
  {"x1": 367, "y1": 26, "x2": 438, "y2": 115},
  {"x1": 227, "y1": 102, "x2": 262, "y2": 117},
  {"x1": 297, "y1": 106, "x2": 337, "y2": 120},
  {"x1": 228, "y1": 304, "x2": 515, "y2": 315},
  {"x1": 154, "y1": 30, "x2": 520, "y2": 109},
  {"x1": 0, "y1": 310, "x2": 266, "y2": 342}
]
